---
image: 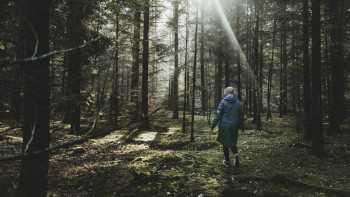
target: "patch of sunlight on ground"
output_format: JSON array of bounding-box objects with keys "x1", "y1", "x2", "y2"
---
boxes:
[
  {"x1": 113, "y1": 144, "x2": 151, "y2": 154},
  {"x1": 134, "y1": 131, "x2": 158, "y2": 142},
  {"x1": 166, "y1": 127, "x2": 181, "y2": 135},
  {"x1": 91, "y1": 130, "x2": 128, "y2": 146}
]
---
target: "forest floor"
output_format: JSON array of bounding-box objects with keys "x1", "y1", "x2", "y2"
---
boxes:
[{"x1": 0, "y1": 113, "x2": 350, "y2": 197}]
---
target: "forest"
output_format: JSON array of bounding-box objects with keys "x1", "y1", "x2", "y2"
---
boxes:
[{"x1": 0, "y1": 0, "x2": 349, "y2": 196}]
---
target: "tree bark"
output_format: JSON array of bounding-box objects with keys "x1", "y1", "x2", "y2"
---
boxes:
[
  {"x1": 311, "y1": 0, "x2": 324, "y2": 157},
  {"x1": 130, "y1": 4, "x2": 141, "y2": 121},
  {"x1": 200, "y1": 5, "x2": 208, "y2": 114},
  {"x1": 303, "y1": 0, "x2": 312, "y2": 140},
  {"x1": 191, "y1": 8, "x2": 199, "y2": 142},
  {"x1": 16, "y1": 0, "x2": 50, "y2": 196},
  {"x1": 142, "y1": 0, "x2": 150, "y2": 128},
  {"x1": 182, "y1": 0, "x2": 190, "y2": 132},
  {"x1": 328, "y1": 0, "x2": 345, "y2": 135},
  {"x1": 267, "y1": 19, "x2": 276, "y2": 120},
  {"x1": 172, "y1": 0, "x2": 179, "y2": 119},
  {"x1": 111, "y1": 4, "x2": 120, "y2": 128},
  {"x1": 66, "y1": 1, "x2": 84, "y2": 133}
]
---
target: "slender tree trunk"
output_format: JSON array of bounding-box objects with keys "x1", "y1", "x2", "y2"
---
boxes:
[
  {"x1": 111, "y1": 6, "x2": 120, "y2": 128},
  {"x1": 191, "y1": 8, "x2": 199, "y2": 142},
  {"x1": 17, "y1": 0, "x2": 50, "y2": 196},
  {"x1": 200, "y1": 5, "x2": 208, "y2": 114},
  {"x1": 10, "y1": 64, "x2": 22, "y2": 127},
  {"x1": 130, "y1": 4, "x2": 141, "y2": 121},
  {"x1": 303, "y1": 0, "x2": 312, "y2": 141},
  {"x1": 253, "y1": 0, "x2": 261, "y2": 128},
  {"x1": 267, "y1": 19, "x2": 276, "y2": 120},
  {"x1": 182, "y1": 0, "x2": 189, "y2": 132},
  {"x1": 311, "y1": 0, "x2": 324, "y2": 157},
  {"x1": 215, "y1": 49, "x2": 223, "y2": 107},
  {"x1": 172, "y1": 0, "x2": 179, "y2": 119},
  {"x1": 328, "y1": 0, "x2": 345, "y2": 135},
  {"x1": 66, "y1": 1, "x2": 83, "y2": 133},
  {"x1": 279, "y1": 30, "x2": 283, "y2": 117},
  {"x1": 224, "y1": 54, "x2": 230, "y2": 87},
  {"x1": 142, "y1": 0, "x2": 150, "y2": 128}
]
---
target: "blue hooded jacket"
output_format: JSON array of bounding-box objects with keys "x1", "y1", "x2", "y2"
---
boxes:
[{"x1": 211, "y1": 94, "x2": 242, "y2": 146}]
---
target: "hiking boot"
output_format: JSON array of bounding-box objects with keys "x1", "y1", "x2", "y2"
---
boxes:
[
  {"x1": 232, "y1": 154, "x2": 240, "y2": 168},
  {"x1": 222, "y1": 160, "x2": 230, "y2": 167},
  {"x1": 235, "y1": 155, "x2": 240, "y2": 168}
]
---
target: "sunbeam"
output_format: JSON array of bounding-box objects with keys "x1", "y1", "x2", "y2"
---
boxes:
[{"x1": 212, "y1": 0, "x2": 256, "y2": 80}]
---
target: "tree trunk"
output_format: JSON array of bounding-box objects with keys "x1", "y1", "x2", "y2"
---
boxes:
[
  {"x1": 66, "y1": 1, "x2": 84, "y2": 133},
  {"x1": 16, "y1": 0, "x2": 50, "y2": 196},
  {"x1": 142, "y1": 0, "x2": 150, "y2": 128},
  {"x1": 200, "y1": 5, "x2": 208, "y2": 114},
  {"x1": 267, "y1": 19, "x2": 276, "y2": 120},
  {"x1": 111, "y1": 6, "x2": 120, "y2": 128},
  {"x1": 172, "y1": 0, "x2": 179, "y2": 119},
  {"x1": 215, "y1": 48, "x2": 223, "y2": 107},
  {"x1": 182, "y1": 0, "x2": 189, "y2": 132},
  {"x1": 130, "y1": 4, "x2": 141, "y2": 121},
  {"x1": 303, "y1": 0, "x2": 312, "y2": 141},
  {"x1": 328, "y1": 0, "x2": 345, "y2": 135},
  {"x1": 191, "y1": 8, "x2": 199, "y2": 142},
  {"x1": 311, "y1": 0, "x2": 324, "y2": 157}
]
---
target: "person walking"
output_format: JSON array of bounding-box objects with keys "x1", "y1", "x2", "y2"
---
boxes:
[{"x1": 211, "y1": 87, "x2": 242, "y2": 167}]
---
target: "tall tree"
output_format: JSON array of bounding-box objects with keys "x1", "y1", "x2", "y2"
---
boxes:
[
  {"x1": 328, "y1": 0, "x2": 345, "y2": 135},
  {"x1": 191, "y1": 8, "x2": 199, "y2": 142},
  {"x1": 172, "y1": 0, "x2": 179, "y2": 119},
  {"x1": 303, "y1": 0, "x2": 312, "y2": 140},
  {"x1": 214, "y1": 47, "x2": 223, "y2": 107},
  {"x1": 253, "y1": 0, "x2": 261, "y2": 130},
  {"x1": 142, "y1": 0, "x2": 150, "y2": 128},
  {"x1": 130, "y1": 1, "x2": 141, "y2": 121},
  {"x1": 182, "y1": 0, "x2": 190, "y2": 132},
  {"x1": 110, "y1": 2, "x2": 120, "y2": 128},
  {"x1": 16, "y1": 0, "x2": 50, "y2": 196},
  {"x1": 65, "y1": 1, "x2": 84, "y2": 133},
  {"x1": 311, "y1": 0, "x2": 324, "y2": 156},
  {"x1": 200, "y1": 4, "x2": 208, "y2": 114},
  {"x1": 267, "y1": 19, "x2": 277, "y2": 120}
]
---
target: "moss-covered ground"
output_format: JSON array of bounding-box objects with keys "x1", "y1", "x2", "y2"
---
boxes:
[{"x1": 1, "y1": 114, "x2": 350, "y2": 197}]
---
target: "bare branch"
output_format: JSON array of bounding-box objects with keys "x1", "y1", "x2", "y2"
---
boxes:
[
  {"x1": 23, "y1": 17, "x2": 39, "y2": 58},
  {"x1": 0, "y1": 36, "x2": 102, "y2": 64}
]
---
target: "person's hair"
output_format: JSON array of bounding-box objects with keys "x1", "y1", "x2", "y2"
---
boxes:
[{"x1": 224, "y1": 87, "x2": 234, "y2": 95}]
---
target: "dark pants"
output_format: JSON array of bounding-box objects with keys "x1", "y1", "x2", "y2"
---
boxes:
[{"x1": 223, "y1": 145, "x2": 238, "y2": 162}]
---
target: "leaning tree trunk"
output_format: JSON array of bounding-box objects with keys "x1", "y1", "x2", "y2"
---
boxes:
[
  {"x1": 16, "y1": 0, "x2": 50, "y2": 196},
  {"x1": 311, "y1": 0, "x2": 324, "y2": 157}
]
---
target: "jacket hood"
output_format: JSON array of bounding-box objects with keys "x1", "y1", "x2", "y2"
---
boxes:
[{"x1": 223, "y1": 94, "x2": 237, "y2": 103}]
